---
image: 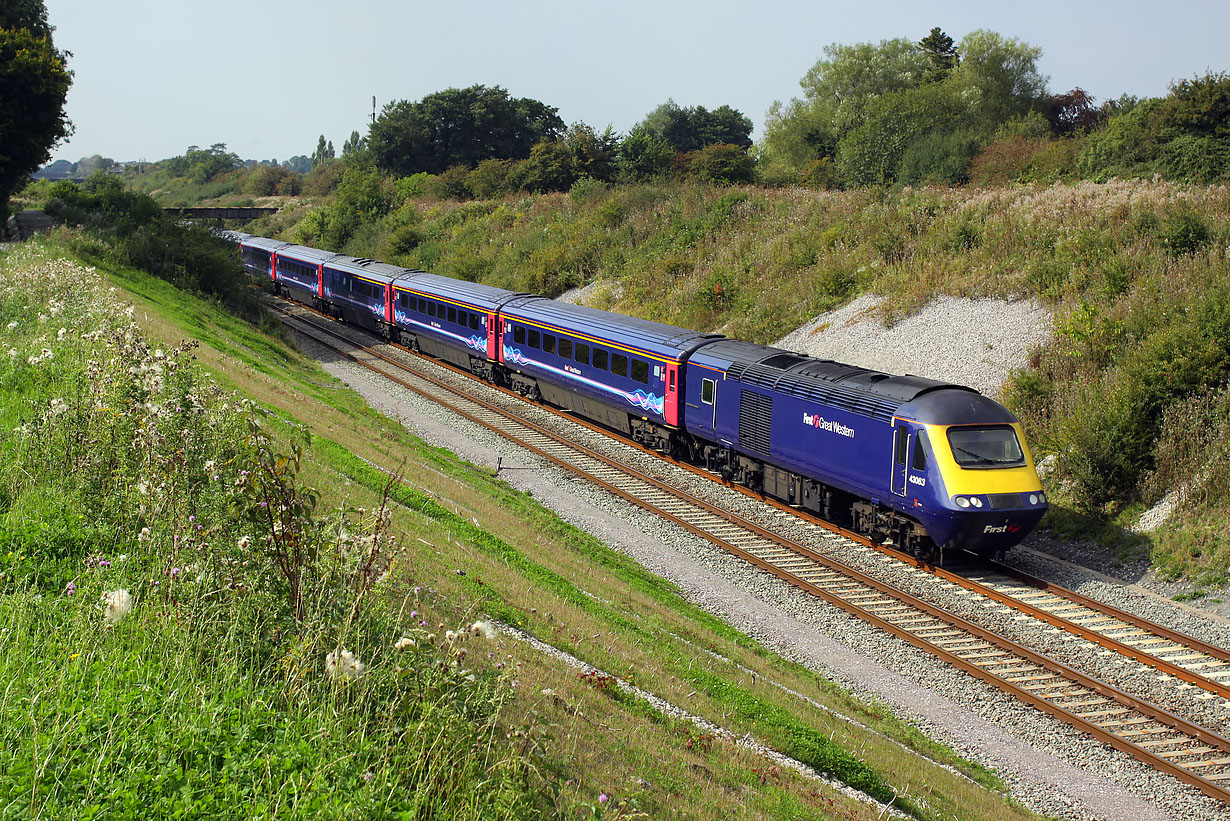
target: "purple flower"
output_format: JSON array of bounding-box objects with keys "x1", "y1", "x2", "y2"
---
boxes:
[
  {"x1": 170, "y1": 567, "x2": 181, "y2": 577},
  {"x1": 410, "y1": 610, "x2": 418, "y2": 618},
  {"x1": 64, "y1": 581, "x2": 75, "y2": 596},
  {"x1": 98, "y1": 559, "x2": 111, "y2": 568},
  {"x1": 189, "y1": 515, "x2": 195, "y2": 523},
  {"x1": 598, "y1": 794, "x2": 608, "y2": 804}
]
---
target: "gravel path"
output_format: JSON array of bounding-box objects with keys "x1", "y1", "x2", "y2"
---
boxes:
[{"x1": 291, "y1": 326, "x2": 1225, "y2": 820}]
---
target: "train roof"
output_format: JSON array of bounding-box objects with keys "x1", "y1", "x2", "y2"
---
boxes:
[
  {"x1": 217, "y1": 230, "x2": 252, "y2": 243},
  {"x1": 276, "y1": 244, "x2": 340, "y2": 264},
  {"x1": 396, "y1": 273, "x2": 527, "y2": 313},
  {"x1": 689, "y1": 339, "x2": 1010, "y2": 424},
  {"x1": 502, "y1": 296, "x2": 722, "y2": 361},
  {"x1": 240, "y1": 235, "x2": 289, "y2": 252},
  {"x1": 323, "y1": 256, "x2": 414, "y2": 286}
]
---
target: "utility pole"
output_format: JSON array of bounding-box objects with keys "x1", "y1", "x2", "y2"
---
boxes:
[{"x1": 372, "y1": 96, "x2": 377, "y2": 124}]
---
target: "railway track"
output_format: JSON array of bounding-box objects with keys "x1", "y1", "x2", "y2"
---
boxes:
[{"x1": 272, "y1": 300, "x2": 1230, "y2": 806}]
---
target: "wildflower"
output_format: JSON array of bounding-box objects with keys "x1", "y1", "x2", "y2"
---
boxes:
[
  {"x1": 57, "y1": 328, "x2": 66, "y2": 341},
  {"x1": 237, "y1": 535, "x2": 251, "y2": 550},
  {"x1": 445, "y1": 630, "x2": 459, "y2": 643},
  {"x1": 102, "y1": 589, "x2": 133, "y2": 625},
  {"x1": 64, "y1": 581, "x2": 75, "y2": 596},
  {"x1": 599, "y1": 794, "x2": 608, "y2": 804},
  {"x1": 49, "y1": 398, "x2": 68, "y2": 416},
  {"x1": 6, "y1": 349, "x2": 15, "y2": 359},
  {"x1": 394, "y1": 636, "x2": 415, "y2": 651},
  {"x1": 470, "y1": 620, "x2": 498, "y2": 640},
  {"x1": 203, "y1": 459, "x2": 216, "y2": 473},
  {"x1": 325, "y1": 648, "x2": 366, "y2": 681},
  {"x1": 541, "y1": 688, "x2": 555, "y2": 697},
  {"x1": 137, "y1": 527, "x2": 151, "y2": 543},
  {"x1": 5, "y1": 321, "x2": 15, "y2": 330}
]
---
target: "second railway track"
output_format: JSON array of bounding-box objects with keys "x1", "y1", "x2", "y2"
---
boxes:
[{"x1": 274, "y1": 299, "x2": 1230, "y2": 807}]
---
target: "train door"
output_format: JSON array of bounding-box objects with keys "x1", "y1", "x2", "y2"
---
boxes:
[
  {"x1": 664, "y1": 363, "x2": 679, "y2": 425},
  {"x1": 487, "y1": 311, "x2": 499, "y2": 360},
  {"x1": 891, "y1": 422, "x2": 909, "y2": 497}
]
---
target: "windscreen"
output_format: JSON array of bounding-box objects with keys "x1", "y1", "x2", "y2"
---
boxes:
[{"x1": 946, "y1": 425, "x2": 1025, "y2": 468}]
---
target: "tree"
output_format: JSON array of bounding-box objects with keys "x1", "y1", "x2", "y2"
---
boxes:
[
  {"x1": 918, "y1": 27, "x2": 958, "y2": 82},
  {"x1": 515, "y1": 140, "x2": 577, "y2": 193},
  {"x1": 283, "y1": 155, "x2": 310, "y2": 174},
  {"x1": 1046, "y1": 88, "x2": 1104, "y2": 135},
  {"x1": 162, "y1": 144, "x2": 240, "y2": 183},
  {"x1": 562, "y1": 123, "x2": 618, "y2": 182},
  {"x1": 631, "y1": 100, "x2": 753, "y2": 153},
  {"x1": 0, "y1": 1, "x2": 72, "y2": 214},
  {"x1": 368, "y1": 85, "x2": 564, "y2": 177},
  {"x1": 311, "y1": 135, "x2": 335, "y2": 169},
  {"x1": 617, "y1": 132, "x2": 673, "y2": 182},
  {"x1": 950, "y1": 30, "x2": 1048, "y2": 129},
  {"x1": 685, "y1": 144, "x2": 756, "y2": 185},
  {"x1": 342, "y1": 130, "x2": 365, "y2": 156}
]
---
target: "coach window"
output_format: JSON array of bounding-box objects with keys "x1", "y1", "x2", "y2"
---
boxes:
[
  {"x1": 456, "y1": 309, "x2": 466, "y2": 327},
  {"x1": 529, "y1": 329, "x2": 540, "y2": 348},
  {"x1": 513, "y1": 325, "x2": 526, "y2": 345},
  {"x1": 469, "y1": 313, "x2": 480, "y2": 331},
  {"x1": 447, "y1": 306, "x2": 456, "y2": 324},
  {"x1": 611, "y1": 352, "x2": 628, "y2": 377},
  {"x1": 575, "y1": 342, "x2": 589, "y2": 364},
  {"x1": 417, "y1": 297, "x2": 426, "y2": 313},
  {"x1": 702, "y1": 378, "x2": 715, "y2": 404},
  {"x1": 631, "y1": 359, "x2": 649, "y2": 384},
  {"x1": 543, "y1": 334, "x2": 556, "y2": 355},
  {"x1": 559, "y1": 338, "x2": 572, "y2": 360},
  {"x1": 593, "y1": 348, "x2": 608, "y2": 371}
]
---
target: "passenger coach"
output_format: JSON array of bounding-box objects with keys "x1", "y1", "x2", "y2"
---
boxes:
[{"x1": 497, "y1": 298, "x2": 719, "y2": 450}]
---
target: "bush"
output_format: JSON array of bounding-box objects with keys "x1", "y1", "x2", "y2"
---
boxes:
[
  {"x1": 684, "y1": 144, "x2": 755, "y2": 185},
  {"x1": 42, "y1": 174, "x2": 254, "y2": 314},
  {"x1": 421, "y1": 165, "x2": 472, "y2": 200},
  {"x1": 301, "y1": 160, "x2": 345, "y2": 196},
  {"x1": 466, "y1": 159, "x2": 514, "y2": 199},
  {"x1": 1159, "y1": 211, "x2": 1212, "y2": 256},
  {"x1": 897, "y1": 131, "x2": 979, "y2": 185}
]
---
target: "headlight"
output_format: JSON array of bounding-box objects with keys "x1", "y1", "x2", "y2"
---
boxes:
[
  {"x1": 970, "y1": 497, "x2": 983, "y2": 508},
  {"x1": 1029, "y1": 493, "x2": 1038, "y2": 505},
  {"x1": 1038, "y1": 492, "x2": 1047, "y2": 504},
  {"x1": 954, "y1": 497, "x2": 970, "y2": 508}
]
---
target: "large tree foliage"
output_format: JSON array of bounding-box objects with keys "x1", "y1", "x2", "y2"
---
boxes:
[
  {"x1": 760, "y1": 28, "x2": 1049, "y2": 185},
  {"x1": 368, "y1": 85, "x2": 564, "y2": 176},
  {"x1": 0, "y1": 0, "x2": 72, "y2": 213},
  {"x1": 161, "y1": 143, "x2": 241, "y2": 183},
  {"x1": 631, "y1": 100, "x2": 753, "y2": 153}
]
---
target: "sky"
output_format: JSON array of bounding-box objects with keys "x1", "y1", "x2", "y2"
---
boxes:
[{"x1": 42, "y1": 0, "x2": 1230, "y2": 165}]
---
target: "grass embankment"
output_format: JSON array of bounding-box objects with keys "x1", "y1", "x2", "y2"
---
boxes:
[
  {"x1": 0, "y1": 235, "x2": 1038, "y2": 818},
  {"x1": 252, "y1": 179, "x2": 1230, "y2": 583}
]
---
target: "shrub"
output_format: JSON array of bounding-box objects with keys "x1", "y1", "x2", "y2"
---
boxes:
[
  {"x1": 684, "y1": 144, "x2": 756, "y2": 185},
  {"x1": 42, "y1": 174, "x2": 254, "y2": 314},
  {"x1": 1159, "y1": 211, "x2": 1211, "y2": 255},
  {"x1": 897, "y1": 131, "x2": 979, "y2": 186},
  {"x1": 421, "y1": 165, "x2": 472, "y2": 200},
  {"x1": 301, "y1": 160, "x2": 345, "y2": 196},
  {"x1": 466, "y1": 159, "x2": 514, "y2": 199}
]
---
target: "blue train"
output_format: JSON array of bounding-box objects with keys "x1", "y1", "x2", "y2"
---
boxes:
[{"x1": 231, "y1": 232, "x2": 1047, "y2": 560}]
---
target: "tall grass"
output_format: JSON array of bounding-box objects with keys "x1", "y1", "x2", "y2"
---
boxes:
[{"x1": 0, "y1": 246, "x2": 546, "y2": 816}]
